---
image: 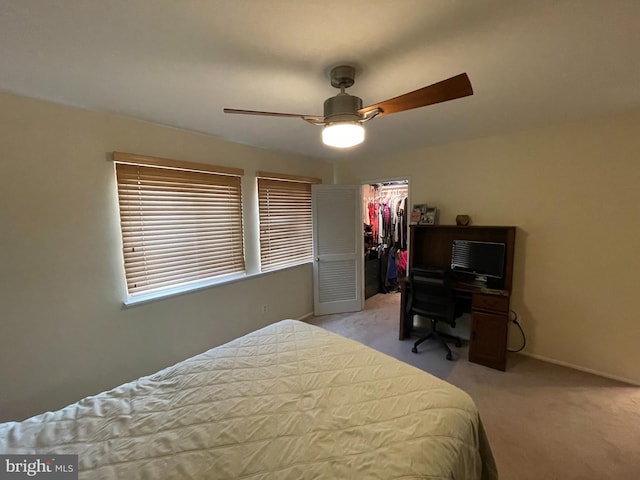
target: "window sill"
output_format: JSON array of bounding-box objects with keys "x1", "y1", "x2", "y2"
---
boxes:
[{"x1": 123, "y1": 262, "x2": 312, "y2": 308}]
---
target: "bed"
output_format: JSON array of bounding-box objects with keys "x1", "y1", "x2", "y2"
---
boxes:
[{"x1": 0, "y1": 320, "x2": 498, "y2": 479}]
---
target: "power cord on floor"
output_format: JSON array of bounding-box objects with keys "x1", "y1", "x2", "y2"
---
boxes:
[{"x1": 507, "y1": 310, "x2": 526, "y2": 353}]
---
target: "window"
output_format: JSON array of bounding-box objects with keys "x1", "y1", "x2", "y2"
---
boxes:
[
  {"x1": 113, "y1": 152, "x2": 245, "y2": 299},
  {"x1": 257, "y1": 172, "x2": 321, "y2": 272}
]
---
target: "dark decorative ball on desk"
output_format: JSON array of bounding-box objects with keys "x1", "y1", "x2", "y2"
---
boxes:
[{"x1": 456, "y1": 215, "x2": 470, "y2": 226}]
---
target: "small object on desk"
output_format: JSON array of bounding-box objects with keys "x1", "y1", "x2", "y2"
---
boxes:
[
  {"x1": 424, "y1": 207, "x2": 438, "y2": 225},
  {"x1": 480, "y1": 287, "x2": 509, "y2": 296},
  {"x1": 411, "y1": 204, "x2": 428, "y2": 224},
  {"x1": 456, "y1": 214, "x2": 471, "y2": 226}
]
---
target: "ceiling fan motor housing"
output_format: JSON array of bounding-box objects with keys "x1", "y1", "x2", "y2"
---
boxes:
[
  {"x1": 323, "y1": 94, "x2": 363, "y2": 123},
  {"x1": 330, "y1": 65, "x2": 356, "y2": 89}
]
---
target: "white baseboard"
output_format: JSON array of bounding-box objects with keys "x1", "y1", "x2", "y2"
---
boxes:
[
  {"x1": 517, "y1": 351, "x2": 639, "y2": 386},
  {"x1": 297, "y1": 312, "x2": 314, "y2": 321}
]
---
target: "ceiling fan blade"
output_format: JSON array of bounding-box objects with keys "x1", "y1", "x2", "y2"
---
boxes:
[
  {"x1": 223, "y1": 108, "x2": 323, "y2": 123},
  {"x1": 359, "y1": 73, "x2": 473, "y2": 118}
]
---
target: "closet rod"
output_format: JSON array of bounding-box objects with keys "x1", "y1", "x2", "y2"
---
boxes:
[{"x1": 371, "y1": 181, "x2": 408, "y2": 187}]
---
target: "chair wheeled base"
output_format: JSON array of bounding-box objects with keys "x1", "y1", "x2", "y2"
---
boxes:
[{"x1": 411, "y1": 318, "x2": 462, "y2": 361}]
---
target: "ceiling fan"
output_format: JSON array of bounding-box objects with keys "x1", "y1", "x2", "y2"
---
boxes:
[{"x1": 224, "y1": 65, "x2": 473, "y2": 149}]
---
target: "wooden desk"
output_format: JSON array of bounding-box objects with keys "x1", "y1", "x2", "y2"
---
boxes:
[{"x1": 401, "y1": 225, "x2": 516, "y2": 371}]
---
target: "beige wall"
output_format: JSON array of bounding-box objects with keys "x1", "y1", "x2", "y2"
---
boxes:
[
  {"x1": 0, "y1": 92, "x2": 332, "y2": 421},
  {"x1": 337, "y1": 110, "x2": 640, "y2": 385}
]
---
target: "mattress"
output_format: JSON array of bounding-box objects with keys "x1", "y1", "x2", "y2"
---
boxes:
[{"x1": 0, "y1": 319, "x2": 498, "y2": 479}]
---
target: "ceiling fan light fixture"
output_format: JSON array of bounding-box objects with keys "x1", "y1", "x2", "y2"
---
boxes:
[
  {"x1": 322, "y1": 122, "x2": 365, "y2": 148},
  {"x1": 224, "y1": 65, "x2": 473, "y2": 151}
]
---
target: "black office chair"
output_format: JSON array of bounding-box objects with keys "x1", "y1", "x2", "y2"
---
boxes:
[{"x1": 406, "y1": 268, "x2": 463, "y2": 360}]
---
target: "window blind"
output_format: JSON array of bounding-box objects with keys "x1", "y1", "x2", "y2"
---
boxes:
[
  {"x1": 114, "y1": 155, "x2": 245, "y2": 296},
  {"x1": 257, "y1": 172, "x2": 320, "y2": 272}
]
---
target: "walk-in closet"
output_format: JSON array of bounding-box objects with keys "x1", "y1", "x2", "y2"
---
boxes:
[{"x1": 363, "y1": 181, "x2": 409, "y2": 298}]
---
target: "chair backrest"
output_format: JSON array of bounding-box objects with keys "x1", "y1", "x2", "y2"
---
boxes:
[{"x1": 406, "y1": 268, "x2": 457, "y2": 326}]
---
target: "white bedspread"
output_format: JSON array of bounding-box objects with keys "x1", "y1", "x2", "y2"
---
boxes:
[{"x1": 0, "y1": 320, "x2": 497, "y2": 479}]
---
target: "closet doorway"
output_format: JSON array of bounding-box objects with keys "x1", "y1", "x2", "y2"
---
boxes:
[{"x1": 362, "y1": 180, "x2": 409, "y2": 304}]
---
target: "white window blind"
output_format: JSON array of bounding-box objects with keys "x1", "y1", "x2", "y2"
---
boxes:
[
  {"x1": 257, "y1": 172, "x2": 321, "y2": 272},
  {"x1": 114, "y1": 152, "x2": 245, "y2": 297}
]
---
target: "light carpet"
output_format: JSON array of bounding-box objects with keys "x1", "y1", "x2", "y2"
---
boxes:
[{"x1": 307, "y1": 292, "x2": 640, "y2": 480}]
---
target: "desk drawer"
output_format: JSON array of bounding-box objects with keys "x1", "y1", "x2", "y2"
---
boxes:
[{"x1": 473, "y1": 293, "x2": 509, "y2": 313}]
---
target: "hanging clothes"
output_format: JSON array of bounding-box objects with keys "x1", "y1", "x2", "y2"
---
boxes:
[
  {"x1": 397, "y1": 249, "x2": 408, "y2": 277},
  {"x1": 368, "y1": 201, "x2": 378, "y2": 242},
  {"x1": 363, "y1": 182, "x2": 409, "y2": 293},
  {"x1": 386, "y1": 245, "x2": 398, "y2": 289}
]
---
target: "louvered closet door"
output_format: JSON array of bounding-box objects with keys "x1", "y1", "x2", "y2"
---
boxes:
[{"x1": 312, "y1": 184, "x2": 363, "y2": 315}]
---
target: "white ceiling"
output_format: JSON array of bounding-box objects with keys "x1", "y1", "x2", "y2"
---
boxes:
[{"x1": 1, "y1": 0, "x2": 638, "y2": 160}]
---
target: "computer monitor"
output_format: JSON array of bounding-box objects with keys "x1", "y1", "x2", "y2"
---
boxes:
[{"x1": 450, "y1": 240, "x2": 506, "y2": 283}]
